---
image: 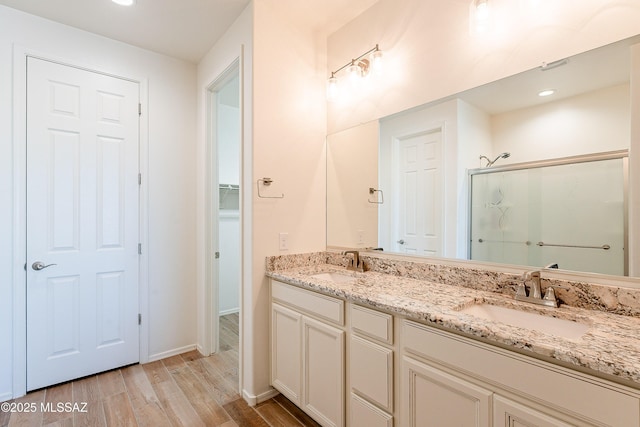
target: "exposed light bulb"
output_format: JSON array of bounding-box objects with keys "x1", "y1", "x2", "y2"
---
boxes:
[
  {"x1": 348, "y1": 61, "x2": 361, "y2": 81},
  {"x1": 476, "y1": 0, "x2": 489, "y2": 20},
  {"x1": 370, "y1": 48, "x2": 383, "y2": 74},
  {"x1": 470, "y1": 0, "x2": 491, "y2": 35},
  {"x1": 538, "y1": 89, "x2": 555, "y2": 97},
  {"x1": 112, "y1": 0, "x2": 135, "y2": 5},
  {"x1": 326, "y1": 76, "x2": 338, "y2": 101}
]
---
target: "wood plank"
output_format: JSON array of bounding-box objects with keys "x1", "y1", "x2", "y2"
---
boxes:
[
  {"x1": 273, "y1": 394, "x2": 323, "y2": 427},
  {"x1": 160, "y1": 355, "x2": 186, "y2": 373},
  {"x1": 72, "y1": 375, "x2": 106, "y2": 427},
  {"x1": 179, "y1": 350, "x2": 205, "y2": 363},
  {"x1": 42, "y1": 417, "x2": 74, "y2": 427},
  {"x1": 41, "y1": 382, "x2": 73, "y2": 425},
  {"x1": 222, "y1": 398, "x2": 269, "y2": 427},
  {"x1": 170, "y1": 366, "x2": 230, "y2": 426},
  {"x1": 7, "y1": 389, "x2": 45, "y2": 427},
  {"x1": 150, "y1": 379, "x2": 204, "y2": 427},
  {"x1": 121, "y1": 364, "x2": 170, "y2": 427},
  {"x1": 141, "y1": 361, "x2": 172, "y2": 385},
  {"x1": 185, "y1": 358, "x2": 239, "y2": 405},
  {"x1": 0, "y1": 400, "x2": 11, "y2": 426},
  {"x1": 254, "y1": 400, "x2": 304, "y2": 427},
  {"x1": 97, "y1": 370, "x2": 125, "y2": 398},
  {"x1": 102, "y1": 392, "x2": 138, "y2": 427}
]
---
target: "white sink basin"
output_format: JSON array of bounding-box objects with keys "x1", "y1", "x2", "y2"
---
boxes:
[
  {"x1": 309, "y1": 272, "x2": 356, "y2": 284},
  {"x1": 458, "y1": 303, "x2": 590, "y2": 340}
]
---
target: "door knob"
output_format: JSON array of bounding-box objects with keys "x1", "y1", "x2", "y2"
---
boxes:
[
  {"x1": 32, "y1": 261, "x2": 57, "y2": 271},
  {"x1": 397, "y1": 239, "x2": 405, "y2": 245}
]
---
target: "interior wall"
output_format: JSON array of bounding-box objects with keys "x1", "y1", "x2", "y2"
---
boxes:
[
  {"x1": 327, "y1": 0, "x2": 640, "y2": 134},
  {"x1": 0, "y1": 5, "x2": 197, "y2": 400},
  {"x1": 491, "y1": 84, "x2": 630, "y2": 163},
  {"x1": 195, "y1": 0, "x2": 253, "y2": 394},
  {"x1": 456, "y1": 99, "x2": 492, "y2": 257},
  {"x1": 251, "y1": 0, "x2": 327, "y2": 401},
  {"x1": 326, "y1": 121, "x2": 379, "y2": 249}
]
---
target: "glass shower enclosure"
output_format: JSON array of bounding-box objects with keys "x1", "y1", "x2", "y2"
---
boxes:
[{"x1": 468, "y1": 150, "x2": 628, "y2": 276}]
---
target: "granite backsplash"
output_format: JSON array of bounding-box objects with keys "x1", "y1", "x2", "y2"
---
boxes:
[{"x1": 266, "y1": 251, "x2": 640, "y2": 318}]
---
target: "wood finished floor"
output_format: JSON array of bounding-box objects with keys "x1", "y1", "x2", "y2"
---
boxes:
[{"x1": 1, "y1": 313, "x2": 321, "y2": 427}]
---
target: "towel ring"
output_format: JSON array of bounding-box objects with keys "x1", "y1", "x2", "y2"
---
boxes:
[{"x1": 257, "y1": 177, "x2": 284, "y2": 199}]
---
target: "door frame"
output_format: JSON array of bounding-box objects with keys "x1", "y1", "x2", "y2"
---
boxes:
[
  {"x1": 203, "y1": 57, "x2": 243, "y2": 357},
  {"x1": 379, "y1": 121, "x2": 445, "y2": 254},
  {"x1": 11, "y1": 45, "x2": 150, "y2": 398}
]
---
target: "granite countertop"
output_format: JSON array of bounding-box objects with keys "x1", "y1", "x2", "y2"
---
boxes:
[{"x1": 267, "y1": 263, "x2": 640, "y2": 388}]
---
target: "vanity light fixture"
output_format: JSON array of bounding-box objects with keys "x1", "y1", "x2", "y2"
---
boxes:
[
  {"x1": 470, "y1": 0, "x2": 491, "y2": 34},
  {"x1": 538, "y1": 89, "x2": 555, "y2": 97},
  {"x1": 112, "y1": 0, "x2": 135, "y2": 6},
  {"x1": 326, "y1": 44, "x2": 382, "y2": 100}
]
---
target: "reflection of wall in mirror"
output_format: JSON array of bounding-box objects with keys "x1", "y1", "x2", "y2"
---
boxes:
[
  {"x1": 492, "y1": 84, "x2": 630, "y2": 163},
  {"x1": 327, "y1": 121, "x2": 379, "y2": 248}
]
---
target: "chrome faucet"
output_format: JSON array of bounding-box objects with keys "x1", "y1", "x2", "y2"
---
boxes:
[
  {"x1": 343, "y1": 250, "x2": 364, "y2": 272},
  {"x1": 515, "y1": 264, "x2": 561, "y2": 308}
]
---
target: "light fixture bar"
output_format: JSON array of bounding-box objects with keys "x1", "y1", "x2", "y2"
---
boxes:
[{"x1": 329, "y1": 44, "x2": 380, "y2": 78}]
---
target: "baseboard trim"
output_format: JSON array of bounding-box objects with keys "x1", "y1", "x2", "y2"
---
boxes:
[
  {"x1": 147, "y1": 344, "x2": 197, "y2": 363},
  {"x1": 195, "y1": 343, "x2": 208, "y2": 357},
  {"x1": 242, "y1": 387, "x2": 279, "y2": 407},
  {"x1": 0, "y1": 391, "x2": 13, "y2": 403},
  {"x1": 219, "y1": 308, "x2": 240, "y2": 316}
]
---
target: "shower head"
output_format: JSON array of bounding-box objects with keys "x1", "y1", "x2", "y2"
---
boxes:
[{"x1": 480, "y1": 152, "x2": 511, "y2": 167}]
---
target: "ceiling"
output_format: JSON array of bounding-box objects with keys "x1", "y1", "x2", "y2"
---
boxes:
[
  {"x1": 0, "y1": 0, "x2": 380, "y2": 63},
  {"x1": 457, "y1": 35, "x2": 637, "y2": 115}
]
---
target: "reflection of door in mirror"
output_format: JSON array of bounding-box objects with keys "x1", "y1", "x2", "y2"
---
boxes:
[
  {"x1": 393, "y1": 129, "x2": 442, "y2": 255},
  {"x1": 379, "y1": 99, "x2": 492, "y2": 257}
]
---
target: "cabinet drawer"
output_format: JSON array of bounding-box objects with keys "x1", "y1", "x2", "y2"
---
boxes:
[
  {"x1": 351, "y1": 304, "x2": 393, "y2": 344},
  {"x1": 350, "y1": 394, "x2": 393, "y2": 427},
  {"x1": 272, "y1": 280, "x2": 344, "y2": 326},
  {"x1": 350, "y1": 336, "x2": 393, "y2": 412},
  {"x1": 402, "y1": 320, "x2": 640, "y2": 427}
]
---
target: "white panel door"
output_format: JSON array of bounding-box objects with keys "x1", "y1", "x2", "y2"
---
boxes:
[
  {"x1": 396, "y1": 130, "x2": 443, "y2": 255},
  {"x1": 26, "y1": 57, "x2": 140, "y2": 390}
]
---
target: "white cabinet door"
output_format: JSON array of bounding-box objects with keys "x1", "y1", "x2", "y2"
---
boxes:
[
  {"x1": 493, "y1": 396, "x2": 574, "y2": 427},
  {"x1": 351, "y1": 393, "x2": 393, "y2": 427},
  {"x1": 271, "y1": 303, "x2": 302, "y2": 405},
  {"x1": 303, "y1": 316, "x2": 345, "y2": 427},
  {"x1": 350, "y1": 335, "x2": 393, "y2": 412},
  {"x1": 401, "y1": 356, "x2": 492, "y2": 427}
]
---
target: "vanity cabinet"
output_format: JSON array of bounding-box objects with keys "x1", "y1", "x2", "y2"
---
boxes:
[
  {"x1": 270, "y1": 278, "x2": 640, "y2": 427},
  {"x1": 270, "y1": 280, "x2": 345, "y2": 427},
  {"x1": 402, "y1": 319, "x2": 640, "y2": 427},
  {"x1": 349, "y1": 305, "x2": 395, "y2": 426}
]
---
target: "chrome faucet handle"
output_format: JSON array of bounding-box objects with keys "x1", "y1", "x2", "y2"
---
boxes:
[
  {"x1": 521, "y1": 270, "x2": 541, "y2": 299},
  {"x1": 515, "y1": 282, "x2": 527, "y2": 297},
  {"x1": 543, "y1": 286, "x2": 556, "y2": 301},
  {"x1": 343, "y1": 250, "x2": 364, "y2": 272}
]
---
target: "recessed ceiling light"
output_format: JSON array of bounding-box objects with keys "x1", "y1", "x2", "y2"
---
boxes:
[
  {"x1": 112, "y1": 0, "x2": 135, "y2": 6},
  {"x1": 538, "y1": 89, "x2": 555, "y2": 97}
]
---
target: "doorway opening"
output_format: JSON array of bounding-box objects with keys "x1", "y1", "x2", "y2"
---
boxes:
[{"x1": 206, "y1": 60, "x2": 241, "y2": 375}]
